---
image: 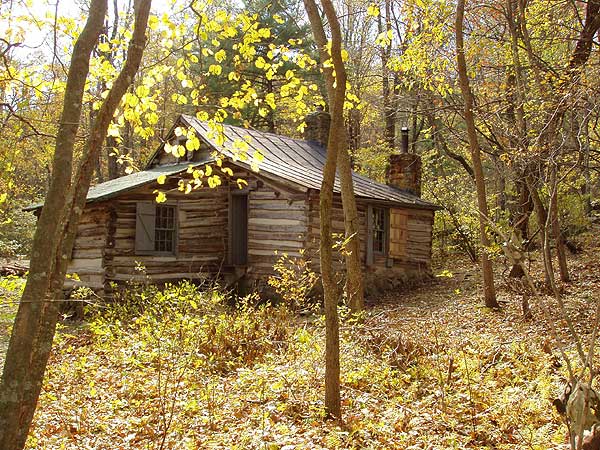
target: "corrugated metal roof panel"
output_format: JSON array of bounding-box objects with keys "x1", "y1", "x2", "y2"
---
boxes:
[{"x1": 181, "y1": 115, "x2": 437, "y2": 209}]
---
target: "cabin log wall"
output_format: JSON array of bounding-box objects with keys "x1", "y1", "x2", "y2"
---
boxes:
[
  {"x1": 67, "y1": 204, "x2": 110, "y2": 291},
  {"x1": 306, "y1": 190, "x2": 434, "y2": 292},
  {"x1": 68, "y1": 173, "x2": 434, "y2": 295},
  {"x1": 103, "y1": 182, "x2": 229, "y2": 284},
  {"x1": 246, "y1": 181, "x2": 309, "y2": 281}
]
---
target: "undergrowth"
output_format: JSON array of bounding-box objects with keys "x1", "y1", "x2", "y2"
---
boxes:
[{"x1": 23, "y1": 271, "x2": 576, "y2": 450}]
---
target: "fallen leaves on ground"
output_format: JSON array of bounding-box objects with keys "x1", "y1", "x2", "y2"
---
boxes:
[{"x1": 21, "y1": 235, "x2": 600, "y2": 449}]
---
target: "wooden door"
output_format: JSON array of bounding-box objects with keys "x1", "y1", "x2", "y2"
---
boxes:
[
  {"x1": 230, "y1": 194, "x2": 248, "y2": 265},
  {"x1": 389, "y1": 209, "x2": 408, "y2": 258}
]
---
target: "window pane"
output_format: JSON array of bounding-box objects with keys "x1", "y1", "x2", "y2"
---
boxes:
[
  {"x1": 372, "y1": 207, "x2": 386, "y2": 254},
  {"x1": 155, "y1": 205, "x2": 176, "y2": 253}
]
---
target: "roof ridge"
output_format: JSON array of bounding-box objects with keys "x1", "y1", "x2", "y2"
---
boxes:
[
  {"x1": 181, "y1": 113, "x2": 319, "y2": 148},
  {"x1": 173, "y1": 114, "x2": 438, "y2": 210}
]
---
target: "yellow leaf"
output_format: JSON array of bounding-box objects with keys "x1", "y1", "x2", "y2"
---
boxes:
[
  {"x1": 367, "y1": 3, "x2": 380, "y2": 16},
  {"x1": 255, "y1": 57, "x2": 266, "y2": 69},
  {"x1": 215, "y1": 49, "x2": 227, "y2": 63},
  {"x1": 157, "y1": 174, "x2": 167, "y2": 184},
  {"x1": 208, "y1": 64, "x2": 222, "y2": 75}
]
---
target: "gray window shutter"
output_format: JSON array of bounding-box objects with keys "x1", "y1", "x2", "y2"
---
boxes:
[
  {"x1": 366, "y1": 204, "x2": 374, "y2": 266},
  {"x1": 135, "y1": 202, "x2": 155, "y2": 253}
]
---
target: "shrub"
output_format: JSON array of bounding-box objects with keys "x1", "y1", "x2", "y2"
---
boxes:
[
  {"x1": 268, "y1": 250, "x2": 319, "y2": 311},
  {"x1": 89, "y1": 280, "x2": 293, "y2": 373}
]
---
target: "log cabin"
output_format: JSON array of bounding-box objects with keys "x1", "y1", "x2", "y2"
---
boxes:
[{"x1": 29, "y1": 112, "x2": 439, "y2": 297}]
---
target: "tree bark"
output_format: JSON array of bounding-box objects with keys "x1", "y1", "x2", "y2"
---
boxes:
[
  {"x1": 303, "y1": 0, "x2": 359, "y2": 418},
  {"x1": 527, "y1": 176, "x2": 556, "y2": 288},
  {"x1": 549, "y1": 165, "x2": 570, "y2": 282},
  {"x1": 0, "y1": 2, "x2": 107, "y2": 447},
  {"x1": 0, "y1": 2, "x2": 151, "y2": 448},
  {"x1": 107, "y1": 135, "x2": 120, "y2": 179},
  {"x1": 378, "y1": 0, "x2": 395, "y2": 147},
  {"x1": 455, "y1": 0, "x2": 498, "y2": 308},
  {"x1": 338, "y1": 142, "x2": 364, "y2": 313}
]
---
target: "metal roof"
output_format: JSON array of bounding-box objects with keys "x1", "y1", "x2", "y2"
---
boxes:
[
  {"x1": 27, "y1": 115, "x2": 438, "y2": 212},
  {"x1": 179, "y1": 114, "x2": 438, "y2": 210},
  {"x1": 24, "y1": 161, "x2": 212, "y2": 211}
]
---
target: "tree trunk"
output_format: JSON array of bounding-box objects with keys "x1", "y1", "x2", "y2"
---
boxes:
[
  {"x1": 0, "y1": 2, "x2": 108, "y2": 447},
  {"x1": 379, "y1": 0, "x2": 395, "y2": 147},
  {"x1": 347, "y1": 108, "x2": 361, "y2": 156},
  {"x1": 527, "y1": 177, "x2": 556, "y2": 289},
  {"x1": 304, "y1": 0, "x2": 359, "y2": 417},
  {"x1": 107, "y1": 135, "x2": 120, "y2": 179},
  {"x1": 337, "y1": 136, "x2": 364, "y2": 313},
  {"x1": 455, "y1": 0, "x2": 498, "y2": 308},
  {"x1": 549, "y1": 166, "x2": 570, "y2": 282},
  {"x1": 0, "y1": 2, "x2": 152, "y2": 448}
]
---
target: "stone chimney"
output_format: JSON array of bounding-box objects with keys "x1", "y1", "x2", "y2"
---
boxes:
[
  {"x1": 386, "y1": 127, "x2": 422, "y2": 197},
  {"x1": 304, "y1": 109, "x2": 331, "y2": 148}
]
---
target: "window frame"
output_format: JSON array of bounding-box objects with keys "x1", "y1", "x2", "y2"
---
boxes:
[
  {"x1": 153, "y1": 204, "x2": 177, "y2": 254},
  {"x1": 135, "y1": 201, "x2": 179, "y2": 256},
  {"x1": 372, "y1": 207, "x2": 387, "y2": 255},
  {"x1": 366, "y1": 204, "x2": 389, "y2": 266}
]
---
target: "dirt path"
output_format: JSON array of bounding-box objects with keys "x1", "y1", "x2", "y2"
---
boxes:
[{"x1": 365, "y1": 238, "x2": 600, "y2": 385}]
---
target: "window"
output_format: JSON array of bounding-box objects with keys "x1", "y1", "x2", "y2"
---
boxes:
[
  {"x1": 367, "y1": 205, "x2": 389, "y2": 266},
  {"x1": 372, "y1": 207, "x2": 386, "y2": 254},
  {"x1": 154, "y1": 205, "x2": 176, "y2": 252},
  {"x1": 135, "y1": 202, "x2": 177, "y2": 254}
]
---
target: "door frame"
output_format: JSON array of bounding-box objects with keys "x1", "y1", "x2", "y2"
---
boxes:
[{"x1": 228, "y1": 189, "x2": 249, "y2": 266}]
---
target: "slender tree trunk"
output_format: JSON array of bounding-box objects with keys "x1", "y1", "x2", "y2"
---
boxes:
[
  {"x1": 0, "y1": 2, "x2": 107, "y2": 447},
  {"x1": 549, "y1": 165, "x2": 570, "y2": 282},
  {"x1": 581, "y1": 107, "x2": 592, "y2": 215},
  {"x1": 106, "y1": 135, "x2": 120, "y2": 179},
  {"x1": 527, "y1": 177, "x2": 555, "y2": 288},
  {"x1": 347, "y1": 108, "x2": 361, "y2": 155},
  {"x1": 514, "y1": 178, "x2": 532, "y2": 242},
  {"x1": 304, "y1": 0, "x2": 359, "y2": 417},
  {"x1": 379, "y1": 0, "x2": 395, "y2": 147},
  {"x1": 303, "y1": 0, "x2": 341, "y2": 419},
  {"x1": 338, "y1": 143, "x2": 364, "y2": 312},
  {"x1": 0, "y1": 2, "x2": 151, "y2": 448},
  {"x1": 455, "y1": 0, "x2": 498, "y2": 308}
]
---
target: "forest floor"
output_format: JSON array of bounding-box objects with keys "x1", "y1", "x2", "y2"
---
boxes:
[
  {"x1": 1, "y1": 232, "x2": 598, "y2": 449},
  {"x1": 0, "y1": 275, "x2": 19, "y2": 372}
]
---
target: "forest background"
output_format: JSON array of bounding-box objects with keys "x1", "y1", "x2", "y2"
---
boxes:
[
  {"x1": 0, "y1": 0, "x2": 600, "y2": 448},
  {"x1": 0, "y1": 0, "x2": 597, "y2": 260}
]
